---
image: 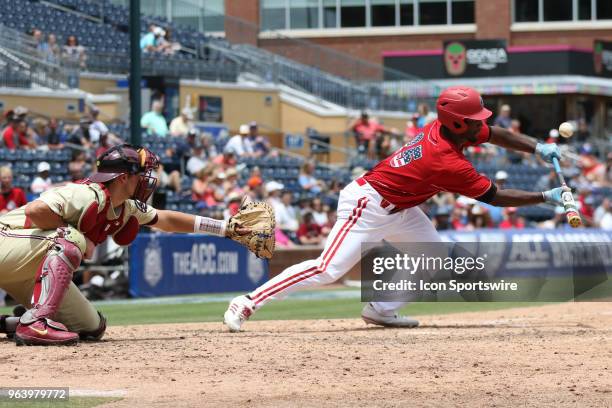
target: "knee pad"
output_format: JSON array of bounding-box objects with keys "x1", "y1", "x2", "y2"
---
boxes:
[
  {"x1": 79, "y1": 311, "x2": 107, "y2": 341},
  {"x1": 21, "y1": 237, "x2": 83, "y2": 325}
]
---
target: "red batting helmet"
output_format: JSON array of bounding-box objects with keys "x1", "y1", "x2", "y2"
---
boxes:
[
  {"x1": 89, "y1": 144, "x2": 159, "y2": 211},
  {"x1": 436, "y1": 86, "x2": 492, "y2": 133}
]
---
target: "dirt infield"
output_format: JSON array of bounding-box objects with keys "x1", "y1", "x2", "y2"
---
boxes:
[{"x1": 1, "y1": 302, "x2": 611, "y2": 407}]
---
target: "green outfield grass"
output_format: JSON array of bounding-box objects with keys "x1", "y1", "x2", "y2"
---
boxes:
[{"x1": 1, "y1": 289, "x2": 552, "y2": 326}]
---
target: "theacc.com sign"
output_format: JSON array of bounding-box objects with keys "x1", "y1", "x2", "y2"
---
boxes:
[{"x1": 444, "y1": 39, "x2": 508, "y2": 77}]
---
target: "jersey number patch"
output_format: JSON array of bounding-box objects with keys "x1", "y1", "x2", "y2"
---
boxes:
[{"x1": 390, "y1": 145, "x2": 423, "y2": 168}]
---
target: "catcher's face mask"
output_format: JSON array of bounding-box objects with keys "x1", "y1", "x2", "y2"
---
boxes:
[{"x1": 89, "y1": 144, "x2": 160, "y2": 212}]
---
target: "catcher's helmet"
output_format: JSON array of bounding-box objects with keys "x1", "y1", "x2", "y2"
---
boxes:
[
  {"x1": 88, "y1": 144, "x2": 159, "y2": 211},
  {"x1": 436, "y1": 86, "x2": 492, "y2": 133}
]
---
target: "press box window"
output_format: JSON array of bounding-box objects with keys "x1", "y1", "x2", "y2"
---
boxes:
[
  {"x1": 419, "y1": 0, "x2": 447, "y2": 25},
  {"x1": 399, "y1": 0, "x2": 415, "y2": 25},
  {"x1": 323, "y1": 0, "x2": 338, "y2": 27},
  {"x1": 262, "y1": 0, "x2": 287, "y2": 30},
  {"x1": 290, "y1": 0, "x2": 319, "y2": 29},
  {"x1": 341, "y1": 0, "x2": 366, "y2": 27},
  {"x1": 371, "y1": 0, "x2": 397, "y2": 27},
  {"x1": 514, "y1": 0, "x2": 538, "y2": 22},
  {"x1": 451, "y1": 0, "x2": 474, "y2": 24}
]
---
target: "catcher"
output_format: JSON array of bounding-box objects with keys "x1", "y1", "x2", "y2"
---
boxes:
[{"x1": 0, "y1": 144, "x2": 274, "y2": 346}]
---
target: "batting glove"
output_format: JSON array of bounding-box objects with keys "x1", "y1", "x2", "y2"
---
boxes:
[
  {"x1": 535, "y1": 143, "x2": 561, "y2": 163},
  {"x1": 542, "y1": 187, "x2": 566, "y2": 206}
]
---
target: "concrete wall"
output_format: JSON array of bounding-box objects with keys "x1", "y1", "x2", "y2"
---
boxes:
[{"x1": 0, "y1": 90, "x2": 85, "y2": 120}]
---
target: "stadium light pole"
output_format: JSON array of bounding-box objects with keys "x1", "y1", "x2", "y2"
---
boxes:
[{"x1": 129, "y1": 0, "x2": 142, "y2": 146}]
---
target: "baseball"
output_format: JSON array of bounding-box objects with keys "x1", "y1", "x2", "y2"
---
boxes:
[{"x1": 558, "y1": 122, "x2": 574, "y2": 138}]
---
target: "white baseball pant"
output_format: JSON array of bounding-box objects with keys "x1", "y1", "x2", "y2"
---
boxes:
[{"x1": 249, "y1": 178, "x2": 443, "y2": 316}]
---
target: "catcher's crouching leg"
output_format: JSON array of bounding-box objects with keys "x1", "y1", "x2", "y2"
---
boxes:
[
  {"x1": 15, "y1": 228, "x2": 85, "y2": 346},
  {"x1": 79, "y1": 311, "x2": 107, "y2": 341}
]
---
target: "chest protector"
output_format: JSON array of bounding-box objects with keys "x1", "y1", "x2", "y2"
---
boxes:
[{"x1": 77, "y1": 181, "x2": 139, "y2": 246}]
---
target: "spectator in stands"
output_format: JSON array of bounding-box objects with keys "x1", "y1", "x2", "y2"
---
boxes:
[
  {"x1": 432, "y1": 205, "x2": 453, "y2": 231},
  {"x1": 416, "y1": 103, "x2": 436, "y2": 128},
  {"x1": 68, "y1": 116, "x2": 93, "y2": 150},
  {"x1": 535, "y1": 170, "x2": 557, "y2": 192},
  {"x1": 539, "y1": 206, "x2": 568, "y2": 229},
  {"x1": 225, "y1": 124, "x2": 254, "y2": 157},
  {"x1": 299, "y1": 161, "x2": 324, "y2": 194},
  {"x1": 248, "y1": 122, "x2": 271, "y2": 157},
  {"x1": 140, "y1": 24, "x2": 157, "y2": 53},
  {"x1": 31, "y1": 29, "x2": 46, "y2": 57},
  {"x1": 30, "y1": 162, "x2": 53, "y2": 195},
  {"x1": 62, "y1": 35, "x2": 87, "y2": 68},
  {"x1": 494, "y1": 104, "x2": 512, "y2": 129},
  {"x1": 0, "y1": 166, "x2": 26, "y2": 215},
  {"x1": 246, "y1": 166, "x2": 263, "y2": 191},
  {"x1": 141, "y1": 100, "x2": 169, "y2": 137},
  {"x1": 480, "y1": 170, "x2": 507, "y2": 226},
  {"x1": 267, "y1": 183, "x2": 299, "y2": 235},
  {"x1": 223, "y1": 193, "x2": 243, "y2": 222},
  {"x1": 192, "y1": 165, "x2": 222, "y2": 207},
  {"x1": 598, "y1": 202, "x2": 612, "y2": 230},
  {"x1": 170, "y1": 107, "x2": 194, "y2": 138},
  {"x1": 154, "y1": 163, "x2": 182, "y2": 194},
  {"x1": 43, "y1": 34, "x2": 61, "y2": 65},
  {"x1": 546, "y1": 129, "x2": 560, "y2": 144},
  {"x1": 213, "y1": 150, "x2": 237, "y2": 170},
  {"x1": 2, "y1": 118, "x2": 32, "y2": 150},
  {"x1": 322, "y1": 208, "x2": 337, "y2": 237},
  {"x1": 297, "y1": 213, "x2": 324, "y2": 246},
  {"x1": 579, "y1": 145, "x2": 606, "y2": 186},
  {"x1": 499, "y1": 207, "x2": 525, "y2": 229},
  {"x1": 68, "y1": 151, "x2": 90, "y2": 181},
  {"x1": 156, "y1": 28, "x2": 180, "y2": 55},
  {"x1": 223, "y1": 167, "x2": 243, "y2": 197},
  {"x1": 350, "y1": 112, "x2": 392, "y2": 160},
  {"x1": 310, "y1": 197, "x2": 328, "y2": 227},
  {"x1": 34, "y1": 117, "x2": 66, "y2": 150},
  {"x1": 594, "y1": 198, "x2": 610, "y2": 228},
  {"x1": 186, "y1": 140, "x2": 208, "y2": 176},
  {"x1": 465, "y1": 204, "x2": 493, "y2": 230},
  {"x1": 575, "y1": 118, "x2": 590, "y2": 143},
  {"x1": 89, "y1": 107, "x2": 110, "y2": 146}
]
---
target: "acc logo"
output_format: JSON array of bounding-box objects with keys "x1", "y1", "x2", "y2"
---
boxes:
[
  {"x1": 247, "y1": 252, "x2": 265, "y2": 284},
  {"x1": 144, "y1": 236, "x2": 163, "y2": 287},
  {"x1": 390, "y1": 145, "x2": 423, "y2": 168},
  {"x1": 444, "y1": 42, "x2": 467, "y2": 76}
]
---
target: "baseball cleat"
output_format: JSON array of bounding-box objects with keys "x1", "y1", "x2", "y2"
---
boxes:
[
  {"x1": 224, "y1": 295, "x2": 255, "y2": 332},
  {"x1": 15, "y1": 318, "x2": 79, "y2": 346},
  {"x1": 361, "y1": 303, "x2": 419, "y2": 328}
]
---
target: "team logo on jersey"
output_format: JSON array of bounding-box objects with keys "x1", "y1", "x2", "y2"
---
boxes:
[
  {"x1": 390, "y1": 145, "x2": 423, "y2": 168},
  {"x1": 144, "y1": 236, "x2": 163, "y2": 287},
  {"x1": 247, "y1": 252, "x2": 265, "y2": 284},
  {"x1": 444, "y1": 42, "x2": 467, "y2": 76},
  {"x1": 406, "y1": 132, "x2": 424, "y2": 147}
]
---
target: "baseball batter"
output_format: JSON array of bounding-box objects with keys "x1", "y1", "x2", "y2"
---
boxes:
[
  {"x1": 0, "y1": 144, "x2": 271, "y2": 345},
  {"x1": 224, "y1": 86, "x2": 566, "y2": 331}
]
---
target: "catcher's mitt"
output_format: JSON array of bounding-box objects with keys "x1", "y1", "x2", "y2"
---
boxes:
[{"x1": 227, "y1": 197, "x2": 275, "y2": 259}]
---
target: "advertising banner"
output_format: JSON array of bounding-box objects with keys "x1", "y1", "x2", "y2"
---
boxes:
[
  {"x1": 443, "y1": 39, "x2": 508, "y2": 77},
  {"x1": 129, "y1": 233, "x2": 269, "y2": 297}
]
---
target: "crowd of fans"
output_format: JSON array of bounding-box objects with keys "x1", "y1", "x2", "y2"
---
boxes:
[
  {"x1": 0, "y1": 100, "x2": 610, "y2": 250},
  {"x1": 31, "y1": 28, "x2": 87, "y2": 68}
]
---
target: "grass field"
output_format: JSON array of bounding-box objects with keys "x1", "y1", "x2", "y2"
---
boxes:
[{"x1": 1, "y1": 289, "x2": 550, "y2": 326}]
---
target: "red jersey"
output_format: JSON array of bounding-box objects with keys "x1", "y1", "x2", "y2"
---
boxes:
[
  {"x1": 353, "y1": 120, "x2": 385, "y2": 141},
  {"x1": 2, "y1": 126, "x2": 29, "y2": 149},
  {"x1": 363, "y1": 120, "x2": 492, "y2": 210},
  {"x1": 0, "y1": 187, "x2": 27, "y2": 212}
]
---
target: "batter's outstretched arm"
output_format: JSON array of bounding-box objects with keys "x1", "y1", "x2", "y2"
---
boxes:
[
  {"x1": 488, "y1": 126, "x2": 537, "y2": 154},
  {"x1": 487, "y1": 188, "x2": 545, "y2": 207}
]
